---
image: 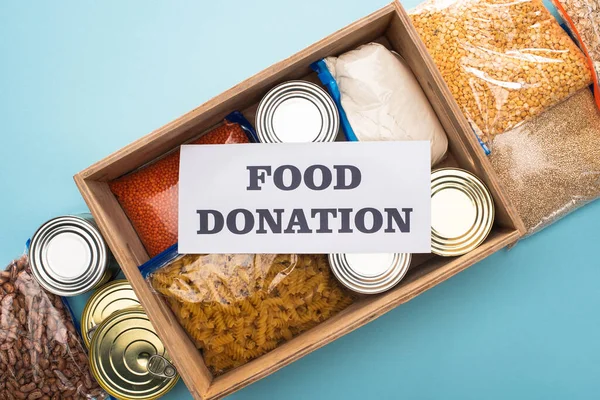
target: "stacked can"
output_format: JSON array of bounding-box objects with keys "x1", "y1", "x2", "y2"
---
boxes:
[
  {"x1": 328, "y1": 253, "x2": 412, "y2": 294},
  {"x1": 81, "y1": 279, "x2": 141, "y2": 348},
  {"x1": 29, "y1": 214, "x2": 119, "y2": 296},
  {"x1": 30, "y1": 215, "x2": 178, "y2": 399},
  {"x1": 89, "y1": 307, "x2": 179, "y2": 400},
  {"x1": 256, "y1": 80, "x2": 339, "y2": 143},
  {"x1": 431, "y1": 168, "x2": 495, "y2": 256}
]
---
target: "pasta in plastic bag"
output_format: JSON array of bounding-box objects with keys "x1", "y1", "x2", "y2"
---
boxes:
[
  {"x1": 109, "y1": 111, "x2": 256, "y2": 258},
  {"x1": 141, "y1": 247, "x2": 354, "y2": 375},
  {"x1": 489, "y1": 88, "x2": 600, "y2": 235},
  {"x1": 0, "y1": 255, "x2": 107, "y2": 400},
  {"x1": 409, "y1": 0, "x2": 593, "y2": 146}
]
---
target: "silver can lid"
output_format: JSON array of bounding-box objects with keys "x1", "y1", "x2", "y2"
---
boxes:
[
  {"x1": 328, "y1": 253, "x2": 412, "y2": 294},
  {"x1": 431, "y1": 168, "x2": 495, "y2": 257},
  {"x1": 29, "y1": 215, "x2": 109, "y2": 296},
  {"x1": 256, "y1": 80, "x2": 339, "y2": 143}
]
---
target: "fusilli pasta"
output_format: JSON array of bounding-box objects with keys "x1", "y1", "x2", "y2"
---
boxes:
[{"x1": 149, "y1": 254, "x2": 353, "y2": 375}]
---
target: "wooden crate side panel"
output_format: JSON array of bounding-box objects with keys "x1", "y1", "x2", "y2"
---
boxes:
[
  {"x1": 74, "y1": 175, "x2": 210, "y2": 400},
  {"x1": 73, "y1": 176, "x2": 148, "y2": 267},
  {"x1": 385, "y1": 1, "x2": 526, "y2": 235}
]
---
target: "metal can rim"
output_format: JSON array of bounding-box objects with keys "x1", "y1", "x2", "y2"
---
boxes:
[
  {"x1": 256, "y1": 80, "x2": 339, "y2": 143},
  {"x1": 330, "y1": 253, "x2": 411, "y2": 294},
  {"x1": 328, "y1": 253, "x2": 412, "y2": 294},
  {"x1": 432, "y1": 180, "x2": 490, "y2": 246},
  {"x1": 81, "y1": 279, "x2": 140, "y2": 349},
  {"x1": 29, "y1": 215, "x2": 109, "y2": 296},
  {"x1": 431, "y1": 171, "x2": 493, "y2": 256},
  {"x1": 263, "y1": 90, "x2": 332, "y2": 142},
  {"x1": 334, "y1": 254, "x2": 405, "y2": 283},
  {"x1": 430, "y1": 168, "x2": 495, "y2": 257}
]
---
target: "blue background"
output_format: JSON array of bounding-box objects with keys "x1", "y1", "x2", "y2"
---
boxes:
[{"x1": 1, "y1": 1, "x2": 599, "y2": 399}]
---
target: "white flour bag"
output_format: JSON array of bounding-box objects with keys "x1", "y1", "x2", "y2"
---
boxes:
[{"x1": 315, "y1": 42, "x2": 448, "y2": 166}]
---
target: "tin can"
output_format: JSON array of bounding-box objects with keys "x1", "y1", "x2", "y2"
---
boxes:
[
  {"x1": 89, "y1": 307, "x2": 179, "y2": 400},
  {"x1": 431, "y1": 168, "x2": 495, "y2": 257},
  {"x1": 328, "y1": 253, "x2": 412, "y2": 294},
  {"x1": 256, "y1": 80, "x2": 339, "y2": 143},
  {"x1": 81, "y1": 279, "x2": 140, "y2": 349},
  {"x1": 29, "y1": 213, "x2": 120, "y2": 296}
]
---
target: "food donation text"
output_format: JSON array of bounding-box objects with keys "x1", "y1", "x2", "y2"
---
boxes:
[{"x1": 196, "y1": 164, "x2": 413, "y2": 235}]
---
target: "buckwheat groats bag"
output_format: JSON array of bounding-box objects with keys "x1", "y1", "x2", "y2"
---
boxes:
[
  {"x1": 409, "y1": 0, "x2": 593, "y2": 146},
  {"x1": 489, "y1": 88, "x2": 600, "y2": 235}
]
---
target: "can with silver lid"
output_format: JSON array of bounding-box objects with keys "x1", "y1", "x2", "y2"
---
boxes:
[
  {"x1": 29, "y1": 213, "x2": 120, "y2": 296},
  {"x1": 328, "y1": 253, "x2": 412, "y2": 294},
  {"x1": 89, "y1": 307, "x2": 179, "y2": 400},
  {"x1": 81, "y1": 279, "x2": 140, "y2": 349},
  {"x1": 256, "y1": 80, "x2": 340, "y2": 143},
  {"x1": 431, "y1": 168, "x2": 495, "y2": 257}
]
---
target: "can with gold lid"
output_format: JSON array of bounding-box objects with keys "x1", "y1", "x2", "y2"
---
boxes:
[
  {"x1": 81, "y1": 279, "x2": 141, "y2": 349},
  {"x1": 431, "y1": 168, "x2": 495, "y2": 257},
  {"x1": 89, "y1": 307, "x2": 179, "y2": 400}
]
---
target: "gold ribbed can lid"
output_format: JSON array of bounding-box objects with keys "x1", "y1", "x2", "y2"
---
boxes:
[
  {"x1": 431, "y1": 168, "x2": 495, "y2": 257},
  {"x1": 81, "y1": 279, "x2": 140, "y2": 348},
  {"x1": 89, "y1": 307, "x2": 179, "y2": 400}
]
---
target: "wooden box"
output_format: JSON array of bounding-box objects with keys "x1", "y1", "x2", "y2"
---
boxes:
[{"x1": 75, "y1": 2, "x2": 525, "y2": 399}]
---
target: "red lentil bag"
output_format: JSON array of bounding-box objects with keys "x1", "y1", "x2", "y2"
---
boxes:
[{"x1": 110, "y1": 113, "x2": 255, "y2": 257}]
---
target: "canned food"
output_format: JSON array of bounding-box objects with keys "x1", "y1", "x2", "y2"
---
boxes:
[
  {"x1": 29, "y1": 213, "x2": 119, "y2": 296},
  {"x1": 81, "y1": 279, "x2": 140, "y2": 348},
  {"x1": 431, "y1": 168, "x2": 495, "y2": 257},
  {"x1": 89, "y1": 307, "x2": 179, "y2": 400},
  {"x1": 256, "y1": 80, "x2": 339, "y2": 143},
  {"x1": 328, "y1": 253, "x2": 412, "y2": 294}
]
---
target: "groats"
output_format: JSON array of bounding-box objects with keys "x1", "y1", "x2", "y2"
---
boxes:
[
  {"x1": 489, "y1": 89, "x2": 600, "y2": 235},
  {"x1": 29, "y1": 214, "x2": 119, "y2": 296}
]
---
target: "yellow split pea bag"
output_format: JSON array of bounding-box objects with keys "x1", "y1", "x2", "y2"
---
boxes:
[{"x1": 410, "y1": 0, "x2": 592, "y2": 145}]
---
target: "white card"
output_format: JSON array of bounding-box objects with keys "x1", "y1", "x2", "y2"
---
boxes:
[{"x1": 179, "y1": 141, "x2": 431, "y2": 254}]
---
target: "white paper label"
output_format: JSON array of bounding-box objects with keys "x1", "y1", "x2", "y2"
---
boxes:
[{"x1": 178, "y1": 141, "x2": 431, "y2": 254}]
